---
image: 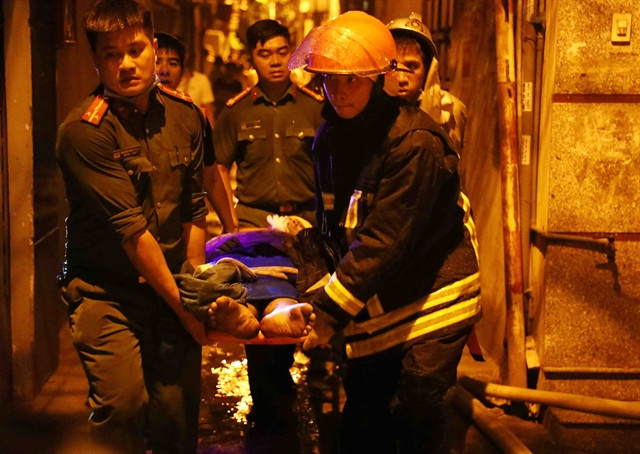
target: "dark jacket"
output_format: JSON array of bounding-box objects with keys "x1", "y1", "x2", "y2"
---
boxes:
[{"x1": 308, "y1": 89, "x2": 481, "y2": 359}]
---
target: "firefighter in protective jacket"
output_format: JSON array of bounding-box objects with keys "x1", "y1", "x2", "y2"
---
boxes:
[{"x1": 288, "y1": 11, "x2": 481, "y2": 454}]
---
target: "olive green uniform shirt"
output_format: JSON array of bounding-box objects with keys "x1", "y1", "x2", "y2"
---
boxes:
[
  {"x1": 213, "y1": 83, "x2": 323, "y2": 212},
  {"x1": 56, "y1": 86, "x2": 208, "y2": 284}
]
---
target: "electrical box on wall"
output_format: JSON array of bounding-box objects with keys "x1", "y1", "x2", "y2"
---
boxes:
[{"x1": 611, "y1": 13, "x2": 632, "y2": 44}]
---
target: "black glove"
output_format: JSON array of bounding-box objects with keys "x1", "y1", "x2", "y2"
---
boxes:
[{"x1": 285, "y1": 227, "x2": 339, "y2": 298}]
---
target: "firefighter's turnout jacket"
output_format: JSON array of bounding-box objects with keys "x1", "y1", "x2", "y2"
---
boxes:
[{"x1": 307, "y1": 92, "x2": 481, "y2": 359}]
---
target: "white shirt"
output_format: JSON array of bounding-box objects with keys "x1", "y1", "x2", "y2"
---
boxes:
[{"x1": 178, "y1": 71, "x2": 214, "y2": 107}]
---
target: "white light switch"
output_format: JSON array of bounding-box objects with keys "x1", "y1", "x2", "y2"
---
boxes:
[{"x1": 611, "y1": 13, "x2": 632, "y2": 44}]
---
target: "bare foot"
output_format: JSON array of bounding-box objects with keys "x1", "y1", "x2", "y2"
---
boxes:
[
  {"x1": 207, "y1": 296, "x2": 260, "y2": 339},
  {"x1": 260, "y1": 299, "x2": 316, "y2": 338}
]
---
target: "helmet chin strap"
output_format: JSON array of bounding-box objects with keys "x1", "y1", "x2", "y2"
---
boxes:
[{"x1": 103, "y1": 75, "x2": 159, "y2": 104}]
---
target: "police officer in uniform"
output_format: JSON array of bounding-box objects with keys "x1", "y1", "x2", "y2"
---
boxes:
[
  {"x1": 207, "y1": 19, "x2": 324, "y2": 432},
  {"x1": 209, "y1": 20, "x2": 323, "y2": 233},
  {"x1": 56, "y1": 1, "x2": 212, "y2": 452}
]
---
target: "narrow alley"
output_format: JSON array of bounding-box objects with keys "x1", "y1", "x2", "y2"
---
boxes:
[
  {"x1": 3, "y1": 2, "x2": 640, "y2": 454},
  {"x1": 0, "y1": 327, "x2": 576, "y2": 454}
]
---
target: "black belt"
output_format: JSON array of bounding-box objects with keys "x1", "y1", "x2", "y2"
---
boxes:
[{"x1": 243, "y1": 199, "x2": 315, "y2": 215}]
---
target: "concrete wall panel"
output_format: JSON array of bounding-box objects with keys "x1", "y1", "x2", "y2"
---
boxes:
[
  {"x1": 554, "y1": 1, "x2": 640, "y2": 94},
  {"x1": 548, "y1": 102, "x2": 640, "y2": 232},
  {"x1": 542, "y1": 241, "x2": 640, "y2": 369}
]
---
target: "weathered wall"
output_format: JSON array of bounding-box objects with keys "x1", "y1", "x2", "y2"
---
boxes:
[
  {"x1": 56, "y1": 0, "x2": 102, "y2": 123},
  {"x1": 0, "y1": 1, "x2": 11, "y2": 412},
  {"x1": 5, "y1": 0, "x2": 36, "y2": 401},
  {"x1": 534, "y1": 0, "x2": 640, "y2": 449},
  {"x1": 552, "y1": 1, "x2": 640, "y2": 95},
  {"x1": 545, "y1": 0, "x2": 640, "y2": 233},
  {"x1": 547, "y1": 102, "x2": 640, "y2": 232},
  {"x1": 537, "y1": 0, "x2": 640, "y2": 369},
  {"x1": 448, "y1": 0, "x2": 504, "y2": 366}
]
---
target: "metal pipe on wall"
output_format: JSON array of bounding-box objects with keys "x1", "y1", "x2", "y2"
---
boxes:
[{"x1": 494, "y1": 0, "x2": 527, "y2": 388}]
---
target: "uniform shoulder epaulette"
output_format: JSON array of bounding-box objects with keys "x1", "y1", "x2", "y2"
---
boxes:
[
  {"x1": 81, "y1": 95, "x2": 110, "y2": 126},
  {"x1": 225, "y1": 86, "x2": 252, "y2": 107},
  {"x1": 158, "y1": 83, "x2": 194, "y2": 104},
  {"x1": 298, "y1": 84, "x2": 324, "y2": 102}
]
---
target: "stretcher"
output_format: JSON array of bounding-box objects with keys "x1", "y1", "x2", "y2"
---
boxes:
[{"x1": 206, "y1": 330, "x2": 306, "y2": 345}]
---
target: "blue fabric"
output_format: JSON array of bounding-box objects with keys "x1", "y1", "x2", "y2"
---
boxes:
[
  {"x1": 205, "y1": 230, "x2": 298, "y2": 302},
  {"x1": 245, "y1": 277, "x2": 297, "y2": 302},
  {"x1": 206, "y1": 230, "x2": 291, "y2": 262},
  {"x1": 221, "y1": 253, "x2": 294, "y2": 269}
]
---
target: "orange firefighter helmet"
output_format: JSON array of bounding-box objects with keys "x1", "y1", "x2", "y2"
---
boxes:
[{"x1": 288, "y1": 11, "x2": 407, "y2": 76}]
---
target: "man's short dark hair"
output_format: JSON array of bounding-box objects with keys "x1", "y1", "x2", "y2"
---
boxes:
[
  {"x1": 246, "y1": 19, "x2": 290, "y2": 53},
  {"x1": 155, "y1": 32, "x2": 186, "y2": 67},
  {"x1": 84, "y1": 0, "x2": 154, "y2": 52}
]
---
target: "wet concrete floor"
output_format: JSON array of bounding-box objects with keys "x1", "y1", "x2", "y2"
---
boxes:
[
  {"x1": 195, "y1": 341, "x2": 567, "y2": 454},
  {"x1": 197, "y1": 341, "x2": 341, "y2": 454},
  {"x1": 0, "y1": 329, "x2": 576, "y2": 454}
]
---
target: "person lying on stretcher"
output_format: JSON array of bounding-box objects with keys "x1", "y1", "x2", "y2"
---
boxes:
[{"x1": 174, "y1": 215, "x2": 316, "y2": 344}]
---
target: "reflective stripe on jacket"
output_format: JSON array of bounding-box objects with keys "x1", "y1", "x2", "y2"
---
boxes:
[{"x1": 312, "y1": 102, "x2": 481, "y2": 358}]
